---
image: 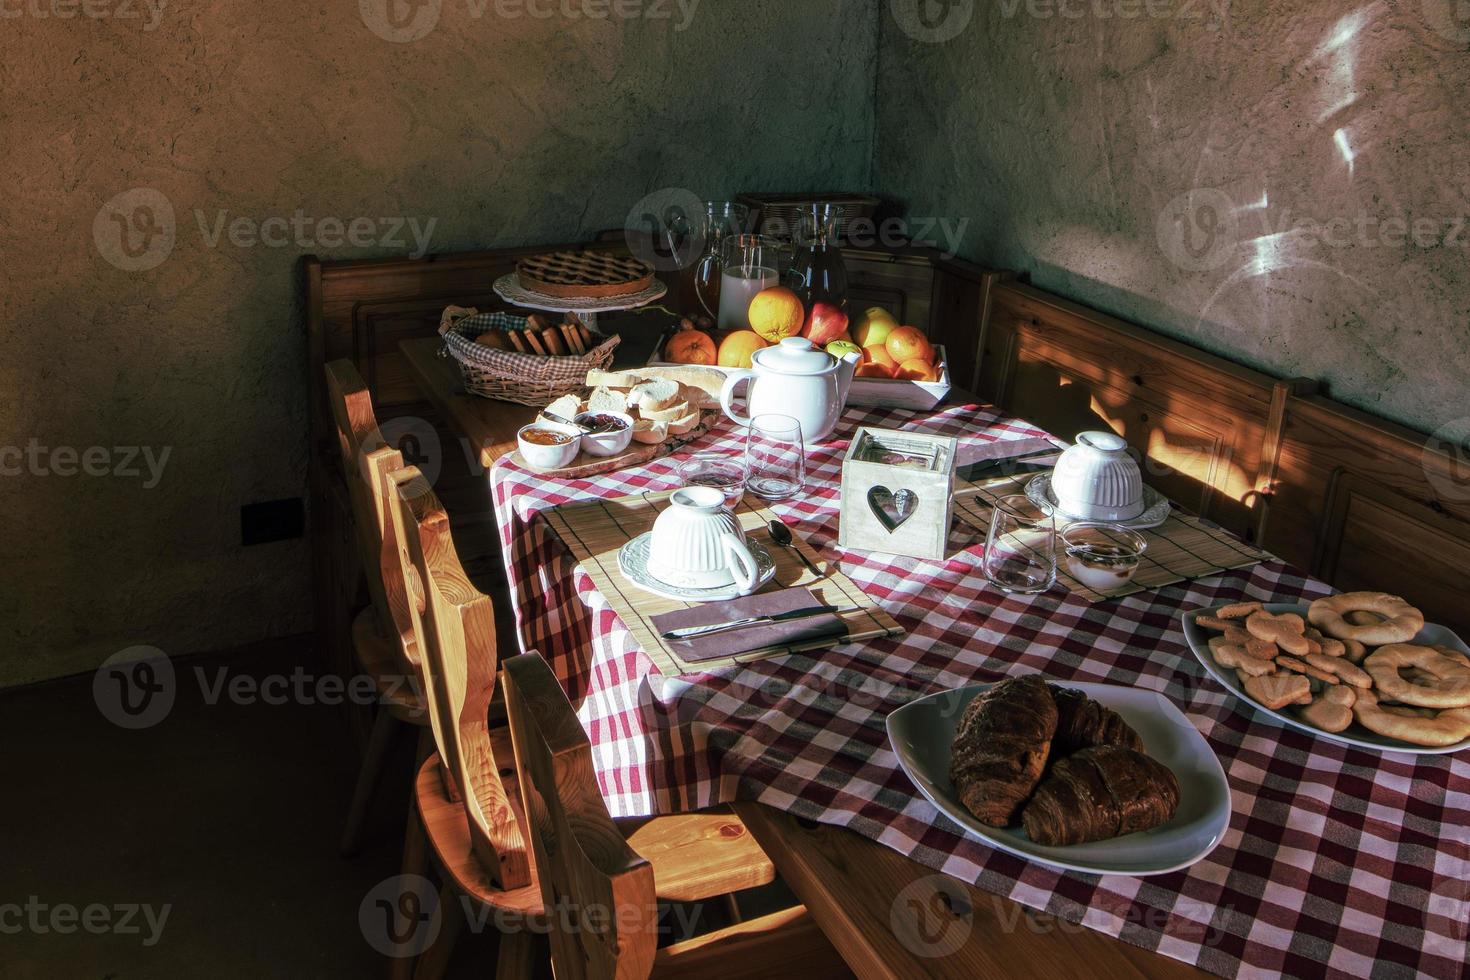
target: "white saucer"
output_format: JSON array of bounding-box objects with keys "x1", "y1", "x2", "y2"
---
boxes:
[
  {"x1": 617, "y1": 532, "x2": 777, "y2": 602},
  {"x1": 1025, "y1": 473, "x2": 1172, "y2": 529}
]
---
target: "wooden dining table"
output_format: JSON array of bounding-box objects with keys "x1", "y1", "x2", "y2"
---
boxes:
[
  {"x1": 398, "y1": 332, "x2": 1468, "y2": 980},
  {"x1": 399, "y1": 336, "x2": 1201, "y2": 978}
]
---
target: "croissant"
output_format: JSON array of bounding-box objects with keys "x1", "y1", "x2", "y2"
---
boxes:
[
  {"x1": 1048, "y1": 685, "x2": 1144, "y2": 756},
  {"x1": 1021, "y1": 745, "x2": 1180, "y2": 847},
  {"x1": 949, "y1": 675, "x2": 1058, "y2": 827}
]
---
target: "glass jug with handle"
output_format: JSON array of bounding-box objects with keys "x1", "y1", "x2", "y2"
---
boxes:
[{"x1": 785, "y1": 203, "x2": 849, "y2": 316}]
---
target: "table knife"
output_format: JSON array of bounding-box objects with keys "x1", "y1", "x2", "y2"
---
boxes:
[{"x1": 662, "y1": 605, "x2": 845, "y2": 641}]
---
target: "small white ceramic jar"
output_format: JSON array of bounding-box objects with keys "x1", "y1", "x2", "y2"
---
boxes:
[
  {"x1": 574, "y1": 410, "x2": 635, "y2": 457},
  {"x1": 1051, "y1": 431, "x2": 1144, "y2": 521},
  {"x1": 646, "y1": 486, "x2": 760, "y2": 593},
  {"x1": 516, "y1": 423, "x2": 581, "y2": 471}
]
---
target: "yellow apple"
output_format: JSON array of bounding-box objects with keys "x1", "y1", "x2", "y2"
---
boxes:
[{"x1": 853, "y1": 308, "x2": 898, "y2": 348}]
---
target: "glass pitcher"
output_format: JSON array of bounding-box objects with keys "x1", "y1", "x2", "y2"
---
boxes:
[
  {"x1": 680, "y1": 201, "x2": 750, "y2": 322},
  {"x1": 785, "y1": 203, "x2": 849, "y2": 315},
  {"x1": 715, "y1": 235, "x2": 781, "y2": 331}
]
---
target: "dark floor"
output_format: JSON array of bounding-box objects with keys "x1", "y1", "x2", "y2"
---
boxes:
[{"x1": 0, "y1": 637, "x2": 511, "y2": 979}]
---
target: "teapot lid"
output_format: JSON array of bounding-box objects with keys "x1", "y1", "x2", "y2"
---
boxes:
[{"x1": 751, "y1": 337, "x2": 835, "y2": 376}]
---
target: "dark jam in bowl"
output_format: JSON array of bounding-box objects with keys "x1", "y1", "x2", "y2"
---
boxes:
[
  {"x1": 576, "y1": 413, "x2": 629, "y2": 432},
  {"x1": 521, "y1": 427, "x2": 577, "y2": 447}
]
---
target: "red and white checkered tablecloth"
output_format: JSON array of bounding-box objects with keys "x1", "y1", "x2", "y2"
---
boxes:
[{"x1": 488, "y1": 401, "x2": 1469, "y2": 980}]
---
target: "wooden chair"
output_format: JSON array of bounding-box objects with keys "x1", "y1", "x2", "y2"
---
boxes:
[
  {"x1": 324, "y1": 360, "x2": 435, "y2": 857},
  {"x1": 390, "y1": 469, "x2": 813, "y2": 979},
  {"x1": 500, "y1": 651, "x2": 850, "y2": 980}
]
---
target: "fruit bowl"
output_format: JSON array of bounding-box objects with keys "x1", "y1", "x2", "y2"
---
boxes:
[{"x1": 649, "y1": 330, "x2": 950, "y2": 411}]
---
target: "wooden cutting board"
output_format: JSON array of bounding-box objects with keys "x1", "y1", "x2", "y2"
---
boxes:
[{"x1": 508, "y1": 411, "x2": 717, "y2": 478}]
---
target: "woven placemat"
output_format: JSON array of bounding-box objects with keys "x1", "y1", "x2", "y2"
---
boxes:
[
  {"x1": 953, "y1": 474, "x2": 1273, "y2": 602},
  {"x1": 544, "y1": 491, "x2": 904, "y2": 675}
]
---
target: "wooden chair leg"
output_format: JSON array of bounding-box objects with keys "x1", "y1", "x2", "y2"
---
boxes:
[
  {"x1": 410, "y1": 883, "x2": 464, "y2": 980},
  {"x1": 387, "y1": 810, "x2": 430, "y2": 980},
  {"x1": 495, "y1": 929, "x2": 537, "y2": 980},
  {"x1": 340, "y1": 707, "x2": 400, "y2": 857}
]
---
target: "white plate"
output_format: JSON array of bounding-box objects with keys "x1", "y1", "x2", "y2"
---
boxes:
[
  {"x1": 1025, "y1": 473, "x2": 1172, "y2": 530},
  {"x1": 617, "y1": 532, "x2": 777, "y2": 602},
  {"x1": 886, "y1": 680, "x2": 1230, "y2": 876},
  {"x1": 493, "y1": 273, "x2": 668, "y2": 314},
  {"x1": 1182, "y1": 603, "x2": 1470, "y2": 755}
]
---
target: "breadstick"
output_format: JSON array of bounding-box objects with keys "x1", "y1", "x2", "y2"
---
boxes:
[{"x1": 561, "y1": 323, "x2": 585, "y2": 354}]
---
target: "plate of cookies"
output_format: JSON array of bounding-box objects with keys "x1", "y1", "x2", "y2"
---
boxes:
[{"x1": 1182, "y1": 595, "x2": 1470, "y2": 754}]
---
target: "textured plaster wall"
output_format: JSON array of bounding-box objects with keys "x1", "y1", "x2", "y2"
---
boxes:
[
  {"x1": 0, "y1": 0, "x2": 878, "y2": 686},
  {"x1": 876, "y1": 0, "x2": 1470, "y2": 436}
]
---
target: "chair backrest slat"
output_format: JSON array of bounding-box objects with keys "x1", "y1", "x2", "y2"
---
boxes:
[
  {"x1": 392, "y1": 468, "x2": 530, "y2": 891},
  {"x1": 323, "y1": 360, "x2": 416, "y2": 664},
  {"x1": 502, "y1": 653, "x2": 657, "y2": 980}
]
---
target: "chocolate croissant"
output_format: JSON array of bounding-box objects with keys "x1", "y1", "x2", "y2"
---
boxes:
[
  {"x1": 949, "y1": 675, "x2": 1058, "y2": 827},
  {"x1": 1021, "y1": 745, "x2": 1180, "y2": 847},
  {"x1": 1048, "y1": 685, "x2": 1144, "y2": 756}
]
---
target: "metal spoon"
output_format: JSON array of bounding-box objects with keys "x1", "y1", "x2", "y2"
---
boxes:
[
  {"x1": 768, "y1": 520, "x2": 821, "y2": 576},
  {"x1": 540, "y1": 410, "x2": 592, "y2": 433}
]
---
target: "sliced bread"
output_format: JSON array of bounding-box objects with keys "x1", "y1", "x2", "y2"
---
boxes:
[
  {"x1": 639, "y1": 399, "x2": 691, "y2": 423},
  {"x1": 631, "y1": 419, "x2": 669, "y2": 445},
  {"x1": 541, "y1": 393, "x2": 582, "y2": 422},
  {"x1": 668, "y1": 410, "x2": 703, "y2": 435},
  {"x1": 629, "y1": 379, "x2": 681, "y2": 412},
  {"x1": 586, "y1": 386, "x2": 628, "y2": 415}
]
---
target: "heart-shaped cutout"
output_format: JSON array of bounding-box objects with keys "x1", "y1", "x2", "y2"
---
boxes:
[{"x1": 868, "y1": 486, "x2": 917, "y2": 532}]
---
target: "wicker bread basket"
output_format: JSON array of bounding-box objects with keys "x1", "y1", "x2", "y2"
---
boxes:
[{"x1": 437, "y1": 306, "x2": 619, "y2": 406}]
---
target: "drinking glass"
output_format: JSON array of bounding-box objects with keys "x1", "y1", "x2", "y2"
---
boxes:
[
  {"x1": 744, "y1": 415, "x2": 805, "y2": 501},
  {"x1": 716, "y1": 235, "x2": 781, "y2": 331},
  {"x1": 688, "y1": 202, "x2": 751, "y2": 321},
  {"x1": 676, "y1": 451, "x2": 746, "y2": 508},
  {"x1": 983, "y1": 495, "x2": 1057, "y2": 594}
]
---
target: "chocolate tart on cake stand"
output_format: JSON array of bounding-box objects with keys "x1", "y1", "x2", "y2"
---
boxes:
[{"x1": 494, "y1": 250, "x2": 668, "y2": 337}]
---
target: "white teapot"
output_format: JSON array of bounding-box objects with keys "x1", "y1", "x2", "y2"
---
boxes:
[{"x1": 719, "y1": 337, "x2": 861, "y2": 443}]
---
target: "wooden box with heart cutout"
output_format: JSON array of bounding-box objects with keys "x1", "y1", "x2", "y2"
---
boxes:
[{"x1": 838, "y1": 427, "x2": 958, "y2": 561}]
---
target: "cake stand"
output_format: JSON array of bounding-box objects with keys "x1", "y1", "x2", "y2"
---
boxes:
[{"x1": 493, "y1": 274, "x2": 668, "y2": 336}]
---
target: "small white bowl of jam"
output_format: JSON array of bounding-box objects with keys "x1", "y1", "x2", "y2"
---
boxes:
[
  {"x1": 574, "y1": 411, "x2": 634, "y2": 457},
  {"x1": 517, "y1": 423, "x2": 581, "y2": 471},
  {"x1": 1061, "y1": 523, "x2": 1148, "y2": 592}
]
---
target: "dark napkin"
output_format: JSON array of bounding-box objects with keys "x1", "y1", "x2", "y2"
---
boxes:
[{"x1": 651, "y1": 587, "x2": 848, "y2": 664}]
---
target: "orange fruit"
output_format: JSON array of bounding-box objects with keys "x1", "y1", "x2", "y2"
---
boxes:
[
  {"x1": 717, "y1": 330, "x2": 769, "y2": 369},
  {"x1": 896, "y1": 358, "x2": 941, "y2": 382},
  {"x1": 746, "y1": 286, "x2": 805, "y2": 344},
  {"x1": 855, "y1": 361, "x2": 896, "y2": 379},
  {"x1": 852, "y1": 309, "x2": 897, "y2": 348},
  {"x1": 863, "y1": 344, "x2": 898, "y2": 372},
  {"x1": 886, "y1": 326, "x2": 934, "y2": 365},
  {"x1": 665, "y1": 329, "x2": 717, "y2": 365}
]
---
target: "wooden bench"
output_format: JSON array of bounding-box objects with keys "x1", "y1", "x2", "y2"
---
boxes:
[{"x1": 976, "y1": 279, "x2": 1470, "y2": 634}]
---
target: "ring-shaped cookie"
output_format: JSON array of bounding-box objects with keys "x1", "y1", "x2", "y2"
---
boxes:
[
  {"x1": 1308, "y1": 593, "x2": 1424, "y2": 645},
  {"x1": 1353, "y1": 689, "x2": 1470, "y2": 747},
  {"x1": 1363, "y1": 644, "x2": 1470, "y2": 709}
]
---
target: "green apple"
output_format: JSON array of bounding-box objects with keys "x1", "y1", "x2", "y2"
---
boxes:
[{"x1": 826, "y1": 340, "x2": 862, "y2": 359}]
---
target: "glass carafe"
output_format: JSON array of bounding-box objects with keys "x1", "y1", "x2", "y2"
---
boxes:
[
  {"x1": 785, "y1": 203, "x2": 849, "y2": 315},
  {"x1": 683, "y1": 201, "x2": 750, "y2": 322}
]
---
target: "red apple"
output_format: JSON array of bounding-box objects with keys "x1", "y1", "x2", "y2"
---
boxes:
[{"x1": 802, "y1": 302, "x2": 850, "y2": 347}]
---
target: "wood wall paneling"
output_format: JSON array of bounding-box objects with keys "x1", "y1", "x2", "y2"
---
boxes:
[{"x1": 979, "y1": 283, "x2": 1286, "y2": 540}]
